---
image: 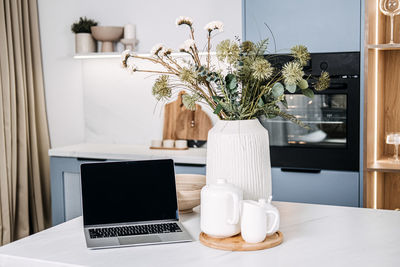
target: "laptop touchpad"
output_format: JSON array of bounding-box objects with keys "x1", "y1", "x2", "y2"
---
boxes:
[{"x1": 118, "y1": 235, "x2": 162, "y2": 245}]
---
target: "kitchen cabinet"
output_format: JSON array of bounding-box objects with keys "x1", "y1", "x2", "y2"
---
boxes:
[
  {"x1": 271, "y1": 168, "x2": 359, "y2": 207},
  {"x1": 50, "y1": 155, "x2": 206, "y2": 226},
  {"x1": 243, "y1": 0, "x2": 361, "y2": 53}
]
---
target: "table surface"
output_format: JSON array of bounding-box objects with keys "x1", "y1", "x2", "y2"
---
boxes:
[
  {"x1": 1, "y1": 202, "x2": 399, "y2": 267},
  {"x1": 48, "y1": 143, "x2": 207, "y2": 165}
]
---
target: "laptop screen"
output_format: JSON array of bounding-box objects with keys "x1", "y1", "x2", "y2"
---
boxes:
[{"x1": 80, "y1": 159, "x2": 178, "y2": 226}]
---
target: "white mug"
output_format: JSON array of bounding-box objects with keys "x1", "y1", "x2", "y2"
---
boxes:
[
  {"x1": 175, "y1": 140, "x2": 188, "y2": 149},
  {"x1": 241, "y1": 199, "x2": 280, "y2": 243},
  {"x1": 163, "y1": 139, "x2": 175, "y2": 148}
]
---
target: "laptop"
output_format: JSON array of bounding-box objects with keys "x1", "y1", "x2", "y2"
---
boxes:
[{"x1": 80, "y1": 159, "x2": 193, "y2": 249}]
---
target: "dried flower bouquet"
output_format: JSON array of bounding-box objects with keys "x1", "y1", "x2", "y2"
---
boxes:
[{"x1": 121, "y1": 16, "x2": 330, "y2": 124}]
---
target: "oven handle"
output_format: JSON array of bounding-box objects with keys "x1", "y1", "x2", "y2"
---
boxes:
[
  {"x1": 327, "y1": 82, "x2": 347, "y2": 89},
  {"x1": 281, "y1": 168, "x2": 321, "y2": 174}
]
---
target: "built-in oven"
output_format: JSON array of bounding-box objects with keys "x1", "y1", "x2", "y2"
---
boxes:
[{"x1": 260, "y1": 52, "x2": 360, "y2": 171}]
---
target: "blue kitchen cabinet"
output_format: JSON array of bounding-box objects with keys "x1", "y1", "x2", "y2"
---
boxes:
[
  {"x1": 50, "y1": 156, "x2": 206, "y2": 226},
  {"x1": 174, "y1": 163, "x2": 206, "y2": 175},
  {"x1": 243, "y1": 0, "x2": 361, "y2": 53},
  {"x1": 271, "y1": 168, "x2": 359, "y2": 207}
]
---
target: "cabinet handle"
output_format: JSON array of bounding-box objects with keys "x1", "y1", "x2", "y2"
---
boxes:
[
  {"x1": 77, "y1": 157, "x2": 107, "y2": 162},
  {"x1": 281, "y1": 168, "x2": 321, "y2": 174}
]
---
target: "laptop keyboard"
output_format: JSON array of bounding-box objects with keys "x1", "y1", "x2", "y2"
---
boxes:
[{"x1": 88, "y1": 223, "x2": 182, "y2": 239}]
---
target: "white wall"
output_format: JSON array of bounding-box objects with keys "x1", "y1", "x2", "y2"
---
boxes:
[{"x1": 38, "y1": 0, "x2": 242, "y2": 147}]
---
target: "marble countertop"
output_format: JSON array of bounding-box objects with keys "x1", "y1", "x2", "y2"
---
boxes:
[
  {"x1": 49, "y1": 143, "x2": 207, "y2": 165},
  {"x1": 1, "y1": 202, "x2": 399, "y2": 267}
]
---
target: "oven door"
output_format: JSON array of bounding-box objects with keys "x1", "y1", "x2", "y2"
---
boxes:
[{"x1": 259, "y1": 78, "x2": 360, "y2": 171}]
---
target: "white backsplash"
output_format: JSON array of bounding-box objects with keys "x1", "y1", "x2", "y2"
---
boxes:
[{"x1": 81, "y1": 57, "x2": 219, "y2": 146}]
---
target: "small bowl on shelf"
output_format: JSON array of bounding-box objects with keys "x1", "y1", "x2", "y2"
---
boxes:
[
  {"x1": 175, "y1": 174, "x2": 206, "y2": 213},
  {"x1": 91, "y1": 26, "x2": 123, "y2": 52}
]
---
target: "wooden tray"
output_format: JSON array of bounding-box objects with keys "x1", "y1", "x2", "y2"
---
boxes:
[
  {"x1": 199, "y1": 231, "x2": 283, "y2": 251},
  {"x1": 149, "y1": 146, "x2": 188, "y2": 151}
]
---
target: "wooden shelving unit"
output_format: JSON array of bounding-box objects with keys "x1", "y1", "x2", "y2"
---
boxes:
[
  {"x1": 364, "y1": 0, "x2": 400, "y2": 210},
  {"x1": 367, "y1": 43, "x2": 400, "y2": 50}
]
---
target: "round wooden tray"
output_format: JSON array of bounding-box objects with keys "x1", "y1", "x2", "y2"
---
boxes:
[{"x1": 199, "y1": 231, "x2": 283, "y2": 251}]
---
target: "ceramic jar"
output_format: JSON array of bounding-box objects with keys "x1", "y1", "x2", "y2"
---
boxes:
[
  {"x1": 206, "y1": 119, "x2": 272, "y2": 200},
  {"x1": 75, "y1": 33, "x2": 96, "y2": 53},
  {"x1": 200, "y1": 179, "x2": 243, "y2": 238}
]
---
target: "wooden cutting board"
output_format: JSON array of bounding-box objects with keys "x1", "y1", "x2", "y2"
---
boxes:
[
  {"x1": 199, "y1": 231, "x2": 283, "y2": 251},
  {"x1": 162, "y1": 91, "x2": 187, "y2": 140},
  {"x1": 163, "y1": 91, "x2": 213, "y2": 141},
  {"x1": 175, "y1": 105, "x2": 212, "y2": 141}
]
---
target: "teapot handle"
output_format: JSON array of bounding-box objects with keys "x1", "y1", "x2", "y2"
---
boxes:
[
  {"x1": 227, "y1": 192, "x2": 240, "y2": 225},
  {"x1": 265, "y1": 209, "x2": 279, "y2": 235}
]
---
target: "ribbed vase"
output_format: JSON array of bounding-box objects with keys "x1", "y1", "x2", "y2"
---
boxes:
[{"x1": 206, "y1": 119, "x2": 272, "y2": 200}]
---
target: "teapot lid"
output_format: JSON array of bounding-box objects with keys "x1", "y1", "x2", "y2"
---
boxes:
[{"x1": 206, "y1": 179, "x2": 243, "y2": 194}]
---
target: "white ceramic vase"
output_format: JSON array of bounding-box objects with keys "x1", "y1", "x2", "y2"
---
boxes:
[
  {"x1": 75, "y1": 33, "x2": 96, "y2": 53},
  {"x1": 206, "y1": 119, "x2": 272, "y2": 200}
]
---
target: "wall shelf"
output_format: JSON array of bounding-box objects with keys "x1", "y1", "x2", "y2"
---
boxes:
[
  {"x1": 367, "y1": 44, "x2": 400, "y2": 50},
  {"x1": 73, "y1": 52, "x2": 121, "y2": 59},
  {"x1": 367, "y1": 158, "x2": 400, "y2": 173}
]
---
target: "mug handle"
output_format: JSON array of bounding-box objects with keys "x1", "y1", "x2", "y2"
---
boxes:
[
  {"x1": 227, "y1": 192, "x2": 240, "y2": 225},
  {"x1": 265, "y1": 209, "x2": 279, "y2": 235}
]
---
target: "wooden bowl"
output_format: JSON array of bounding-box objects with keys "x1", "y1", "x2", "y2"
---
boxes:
[{"x1": 175, "y1": 174, "x2": 206, "y2": 213}]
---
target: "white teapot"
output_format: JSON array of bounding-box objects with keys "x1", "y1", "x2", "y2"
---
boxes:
[{"x1": 200, "y1": 179, "x2": 243, "y2": 238}]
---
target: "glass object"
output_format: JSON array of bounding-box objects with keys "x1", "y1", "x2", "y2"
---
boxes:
[
  {"x1": 386, "y1": 133, "x2": 400, "y2": 161},
  {"x1": 259, "y1": 94, "x2": 347, "y2": 148},
  {"x1": 379, "y1": 0, "x2": 400, "y2": 44}
]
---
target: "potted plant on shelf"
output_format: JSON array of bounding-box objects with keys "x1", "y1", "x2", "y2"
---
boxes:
[
  {"x1": 71, "y1": 17, "x2": 98, "y2": 54},
  {"x1": 121, "y1": 17, "x2": 330, "y2": 200}
]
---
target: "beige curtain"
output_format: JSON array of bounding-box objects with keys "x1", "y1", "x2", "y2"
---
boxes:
[{"x1": 0, "y1": 0, "x2": 51, "y2": 245}]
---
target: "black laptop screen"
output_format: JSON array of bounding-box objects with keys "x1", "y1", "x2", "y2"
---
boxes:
[{"x1": 80, "y1": 159, "x2": 178, "y2": 226}]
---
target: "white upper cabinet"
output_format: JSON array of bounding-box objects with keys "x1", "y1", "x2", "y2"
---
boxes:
[{"x1": 244, "y1": 0, "x2": 361, "y2": 53}]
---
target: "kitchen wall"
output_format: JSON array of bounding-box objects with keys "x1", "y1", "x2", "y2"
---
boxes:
[{"x1": 38, "y1": 0, "x2": 242, "y2": 147}]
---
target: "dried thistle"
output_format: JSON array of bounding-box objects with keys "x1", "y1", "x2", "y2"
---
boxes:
[
  {"x1": 282, "y1": 61, "x2": 304, "y2": 85},
  {"x1": 152, "y1": 75, "x2": 172, "y2": 101},
  {"x1": 291, "y1": 45, "x2": 310, "y2": 66},
  {"x1": 179, "y1": 68, "x2": 197, "y2": 83},
  {"x1": 315, "y1": 71, "x2": 330, "y2": 91},
  {"x1": 216, "y1": 40, "x2": 239, "y2": 65},
  {"x1": 240, "y1": 41, "x2": 255, "y2": 54},
  {"x1": 251, "y1": 58, "x2": 273, "y2": 80},
  {"x1": 182, "y1": 93, "x2": 200, "y2": 111}
]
